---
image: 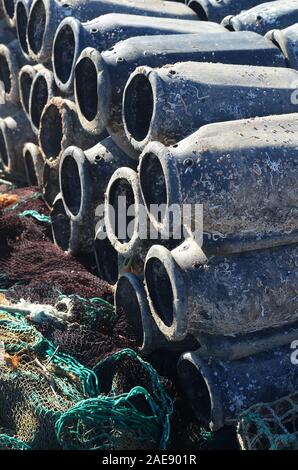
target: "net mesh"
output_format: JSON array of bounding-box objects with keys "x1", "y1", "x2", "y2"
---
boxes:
[
  {"x1": 237, "y1": 393, "x2": 298, "y2": 450},
  {"x1": 0, "y1": 187, "x2": 113, "y2": 302}
]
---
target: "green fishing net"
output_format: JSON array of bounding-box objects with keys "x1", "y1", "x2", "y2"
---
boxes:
[
  {"x1": 57, "y1": 349, "x2": 173, "y2": 450},
  {"x1": 237, "y1": 393, "x2": 298, "y2": 450},
  {"x1": 0, "y1": 308, "x2": 172, "y2": 450}
]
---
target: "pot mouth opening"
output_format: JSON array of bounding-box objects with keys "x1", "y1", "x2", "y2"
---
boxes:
[
  {"x1": 60, "y1": 154, "x2": 82, "y2": 217},
  {"x1": 51, "y1": 197, "x2": 71, "y2": 252},
  {"x1": 108, "y1": 177, "x2": 136, "y2": 244},
  {"x1": 31, "y1": 75, "x2": 49, "y2": 130},
  {"x1": 124, "y1": 73, "x2": 154, "y2": 143},
  {"x1": 24, "y1": 150, "x2": 38, "y2": 186},
  {"x1": 53, "y1": 23, "x2": 76, "y2": 85},
  {"x1": 40, "y1": 103, "x2": 63, "y2": 161},
  {"x1": 16, "y1": 2, "x2": 29, "y2": 54},
  {"x1": 178, "y1": 357, "x2": 212, "y2": 427},
  {"x1": 0, "y1": 53, "x2": 11, "y2": 94},
  {"x1": 115, "y1": 275, "x2": 144, "y2": 348},
  {"x1": 20, "y1": 71, "x2": 33, "y2": 113},
  {"x1": 28, "y1": 0, "x2": 46, "y2": 55},
  {"x1": 187, "y1": 1, "x2": 208, "y2": 21},
  {"x1": 145, "y1": 256, "x2": 174, "y2": 328},
  {"x1": 94, "y1": 236, "x2": 119, "y2": 285},
  {"x1": 140, "y1": 151, "x2": 167, "y2": 225},
  {"x1": 75, "y1": 57, "x2": 98, "y2": 122}
]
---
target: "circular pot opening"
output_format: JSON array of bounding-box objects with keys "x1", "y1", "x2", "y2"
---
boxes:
[
  {"x1": 3, "y1": 0, "x2": 15, "y2": 18},
  {"x1": 60, "y1": 155, "x2": 81, "y2": 217},
  {"x1": 0, "y1": 54, "x2": 11, "y2": 93},
  {"x1": 178, "y1": 359, "x2": 211, "y2": 427},
  {"x1": 108, "y1": 178, "x2": 136, "y2": 244},
  {"x1": 31, "y1": 75, "x2": 48, "y2": 129},
  {"x1": 16, "y1": 2, "x2": 29, "y2": 54},
  {"x1": 75, "y1": 57, "x2": 98, "y2": 121},
  {"x1": 140, "y1": 152, "x2": 167, "y2": 224},
  {"x1": 54, "y1": 24, "x2": 75, "y2": 84},
  {"x1": 145, "y1": 257, "x2": 174, "y2": 327},
  {"x1": 40, "y1": 104, "x2": 63, "y2": 160},
  {"x1": 28, "y1": 0, "x2": 46, "y2": 54},
  {"x1": 124, "y1": 74, "x2": 153, "y2": 142},
  {"x1": 51, "y1": 199, "x2": 71, "y2": 251},
  {"x1": 94, "y1": 236, "x2": 119, "y2": 285},
  {"x1": 0, "y1": 128, "x2": 9, "y2": 167},
  {"x1": 24, "y1": 150, "x2": 38, "y2": 186},
  {"x1": 20, "y1": 72, "x2": 33, "y2": 113},
  {"x1": 187, "y1": 1, "x2": 208, "y2": 21},
  {"x1": 115, "y1": 276, "x2": 144, "y2": 348}
]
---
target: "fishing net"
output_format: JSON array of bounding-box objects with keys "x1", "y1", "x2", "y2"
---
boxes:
[
  {"x1": 42, "y1": 302, "x2": 138, "y2": 369},
  {"x1": 0, "y1": 188, "x2": 51, "y2": 270},
  {"x1": 57, "y1": 348, "x2": 173, "y2": 450},
  {"x1": 0, "y1": 186, "x2": 113, "y2": 301},
  {"x1": 0, "y1": 308, "x2": 172, "y2": 450},
  {"x1": 237, "y1": 393, "x2": 298, "y2": 450},
  {"x1": 0, "y1": 309, "x2": 97, "y2": 450}
]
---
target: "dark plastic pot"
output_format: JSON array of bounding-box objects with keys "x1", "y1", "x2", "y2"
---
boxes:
[
  {"x1": 138, "y1": 113, "x2": 298, "y2": 250},
  {"x1": 186, "y1": 0, "x2": 273, "y2": 23},
  {"x1": 144, "y1": 240, "x2": 298, "y2": 341},
  {"x1": 222, "y1": 0, "x2": 298, "y2": 35},
  {"x1": 266, "y1": 23, "x2": 298, "y2": 70},
  {"x1": 54, "y1": 13, "x2": 225, "y2": 95},
  {"x1": 123, "y1": 61, "x2": 298, "y2": 153},
  {"x1": 178, "y1": 344, "x2": 298, "y2": 430},
  {"x1": 74, "y1": 31, "x2": 285, "y2": 156},
  {"x1": 27, "y1": 0, "x2": 197, "y2": 63},
  {"x1": 59, "y1": 137, "x2": 134, "y2": 254}
]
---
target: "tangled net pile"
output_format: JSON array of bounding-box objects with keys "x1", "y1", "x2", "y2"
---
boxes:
[
  {"x1": 0, "y1": 308, "x2": 172, "y2": 450},
  {"x1": 237, "y1": 393, "x2": 298, "y2": 450},
  {"x1": 0, "y1": 185, "x2": 173, "y2": 450}
]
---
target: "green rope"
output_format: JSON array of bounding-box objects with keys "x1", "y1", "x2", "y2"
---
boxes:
[
  {"x1": 0, "y1": 434, "x2": 31, "y2": 450},
  {"x1": 19, "y1": 210, "x2": 51, "y2": 224}
]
